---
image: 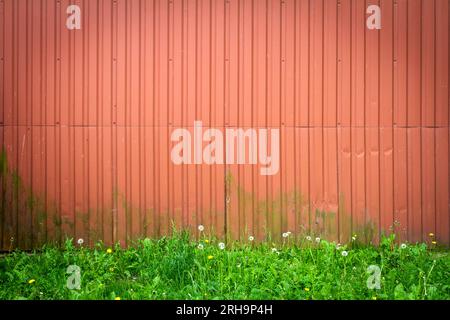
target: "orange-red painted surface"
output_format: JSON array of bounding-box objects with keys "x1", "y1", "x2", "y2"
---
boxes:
[{"x1": 0, "y1": 0, "x2": 448, "y2": 249}]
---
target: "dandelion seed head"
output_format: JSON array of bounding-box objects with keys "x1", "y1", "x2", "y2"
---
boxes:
[
  {"x1": 306, "y1": 236, "x2": 312, "y2": 241},
  {"x1": 77, "y1": 238, "x2": 84, "y2": 245},
  {"x1": 315, "y1": 237, "x2": 321, "y2": 243},
  {"x1": 400, "y1": 243, "x2": 407, "y2": 249},
  {"x1": 248, "y1": 236, "x2": 255, "y2": 242},
  {"x1": 197, "y1": 244, "x2": 204, "y2": 250},
  {"x1": 341, "y1": 250, "x2": 348, "y2": 257},
  {"x1": 198, "y1": 225, "x2": 205, "y2": 232},
  {"x1": 218, "y1": 242, "x2": 226, "y2": 250}
]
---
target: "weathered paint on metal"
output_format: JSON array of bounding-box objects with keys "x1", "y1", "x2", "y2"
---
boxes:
[{"x1": 0, "y1": 0, "x2": 448, "y2": 249}]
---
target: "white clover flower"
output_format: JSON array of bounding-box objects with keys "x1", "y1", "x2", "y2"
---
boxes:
[
  {"x1": 198, "y1": 225, "x2": 205, "y2": 232},
  {"x1": 218, "y1": 242, "x2": 225, "y2": 250},
  {"x1": 315, "y1": 237, "x2": 321, "y2": 243},
  {"x1": 341, "y1": 250, "x2": 348, "y2": 257},
  {"x1": 248, "y1": 236, "x2": 255, "y2": 242},
  {"x1": 77, "y1": 238, "x2": 84, "y2": 245},
  {"x1": 197, "y1": 244, "x2": 204, "y2": 250},
  {"x1": 306, "y1": 236, "x2": 312, "y2": 241},
  {"x1": 400, "y1": 243, "x2": 407, "y2": 249}
]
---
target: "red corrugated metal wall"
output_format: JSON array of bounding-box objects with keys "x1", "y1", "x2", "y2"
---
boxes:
[{"x1": 0, "y1": 0, "x2": 448, "y2": 249}]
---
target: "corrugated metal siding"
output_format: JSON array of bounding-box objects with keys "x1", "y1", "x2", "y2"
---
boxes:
[{"x1": 0, "y1": 0, "x2": 448, "y2": 249}]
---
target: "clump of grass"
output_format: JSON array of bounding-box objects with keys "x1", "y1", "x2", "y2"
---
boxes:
[{"x1": 0, "y1": 231, "x2": 448, "y2": 300}]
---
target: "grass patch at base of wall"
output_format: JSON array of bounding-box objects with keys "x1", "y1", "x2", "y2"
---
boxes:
[{"x1": 0, "y1": 232, "x2": 448, "y2": 300}]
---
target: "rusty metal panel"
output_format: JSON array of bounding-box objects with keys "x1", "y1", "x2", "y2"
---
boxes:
[{"x1": 0, "y1": 0, "x2": 449, "y2": 250}]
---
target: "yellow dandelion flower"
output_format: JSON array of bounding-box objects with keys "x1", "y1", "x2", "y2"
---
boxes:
[
  {"x1": 106, "y1": 248, "x2": 113, "y2": 254},
  {"x1": 114, "y1": 297, "x2": 121, "y2": 300},
  {"x1": 428, "y1": 233, "x2": 434, "y2": 237},
  {"x1": 304, "y1": 288, "x2": 310, "y2": 292},
  {"x1": 372, "y1": 296, "x2": 377, "y2": 300},
  {"x1": 207, "y1": 255, "x2": 214, "y2": 260},
  {"x1": 204, "y1": 239, "x2": 209, "y2": 243},
  {"x1": 432, "y1": 241, "x2": 437, "y2": 245},
  {"x1": 28, "y1": 279, "x2": 36, "y2": 284}
]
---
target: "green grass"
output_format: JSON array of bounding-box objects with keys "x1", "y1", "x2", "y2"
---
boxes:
[{"x1": 0, "y1": 232, "x2": 448, "y2": 300}]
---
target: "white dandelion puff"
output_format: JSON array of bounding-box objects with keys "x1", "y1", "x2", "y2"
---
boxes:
[
  {"x1": 77, "y1": 238, "x2": 84, "y2": 245},
  {"x1": 306, "y1": 236, "x2": 312, "y2": 241},
  {"x1": 248, "y1": 236, "x2": 255, "y2": 242},
  {"x1": 197, "y1": 244, "x2": 204, "y2": 250},
  {"x1": 341, "y1": 250, "x2": 348, "y2": 257},
  {"x1": 218, "y1": 242, "x2": 225, "y2": 250},
  {"x1": 400, "y1": 243, "x2": 407, "y2": 249},
  {"x1": 198, "y1": 225, "x2": 205, "y2": 232},
  {"x1": 282, "y1": 232, "x2": 289, "y2": 238},
  {"x1": 315, "y1": 237, "x2": 321, "y2": 243}
]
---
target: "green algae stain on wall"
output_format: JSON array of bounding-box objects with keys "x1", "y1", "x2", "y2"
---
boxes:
[{"x1": 1, "y1": 148, "x2": 387, "y2": 250}]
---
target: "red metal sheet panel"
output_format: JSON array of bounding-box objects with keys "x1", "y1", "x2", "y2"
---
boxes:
[{"x1": 0, "y1": 0, "x2": 449, "y2": 250}]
